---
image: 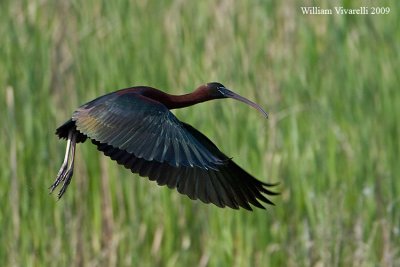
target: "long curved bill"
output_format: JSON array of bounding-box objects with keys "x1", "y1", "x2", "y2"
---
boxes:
[{"x1": 219, "y1": 88, "x2": 269, "y2": 118}]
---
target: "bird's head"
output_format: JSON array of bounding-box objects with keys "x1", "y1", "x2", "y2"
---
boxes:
[{"x1": 205, "y1": 82, "x2": 269, "y2": 118}]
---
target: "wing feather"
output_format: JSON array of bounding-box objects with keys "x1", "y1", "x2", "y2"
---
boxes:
[
  {"x1": 66, "y1": 90, "x2": 277, "y2": 210},
  {"x1": 73, "y1": 92, "x2": 224, "y2": 169},
  {"x1": 92, "y1": 137, "x2": 278, "y2": 210}
]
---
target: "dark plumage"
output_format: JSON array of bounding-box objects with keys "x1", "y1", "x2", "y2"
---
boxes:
[{"x1": 51, "y1": 82, "x2": 278, "y2": 210}]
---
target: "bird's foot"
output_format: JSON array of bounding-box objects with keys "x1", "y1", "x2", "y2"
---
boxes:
[
  {"x1": 49, "y1": 161, "x2": 68, "y2": 193},
  {"x1": 57, "y1": 168, "x2": 73, "y2": 199}
]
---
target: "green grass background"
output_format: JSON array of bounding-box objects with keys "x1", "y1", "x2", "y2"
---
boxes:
[{"x1": 1, "y1": 0, "x2": 399, "y2": 266}]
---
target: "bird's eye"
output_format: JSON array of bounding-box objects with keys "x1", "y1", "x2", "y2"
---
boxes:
[{"x1": 217, "y1": 85, "x2": 226, "y2": 92}]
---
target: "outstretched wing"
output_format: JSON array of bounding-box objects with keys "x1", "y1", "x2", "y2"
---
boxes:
[
  {"x1": 72, "y1": 92, "x2": 225, "y2": 169},
  {"x1": 92, "y1": 122, "x2": 278, "y2": 210}
]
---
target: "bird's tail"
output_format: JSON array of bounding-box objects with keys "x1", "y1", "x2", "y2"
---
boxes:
[{"x1": 56, "y1": 119, "x2": 87, "y2": 143}]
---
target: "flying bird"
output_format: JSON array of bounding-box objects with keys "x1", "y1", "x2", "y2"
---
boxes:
[{"x1": 51, "y1": 82, "x2": 278, "y2": 210}]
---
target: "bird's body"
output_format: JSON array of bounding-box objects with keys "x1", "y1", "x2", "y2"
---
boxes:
[{"x1": 51, "y1": 83, "x2": 278, "y2": 210}]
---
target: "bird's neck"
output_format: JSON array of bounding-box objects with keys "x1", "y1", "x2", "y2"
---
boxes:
[
  {"x1": 120, "y1": 86, "x2": 213, "y2": 109},
  {"x1": 165, "y1": 90, "x2": 213, "y2": 109},
  {"x1": 138, "y1": 87, "x2": 213, "y2": 109}
]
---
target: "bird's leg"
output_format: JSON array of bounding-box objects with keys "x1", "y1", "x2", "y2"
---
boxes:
[
  {"x1": 57, "y1": 133, "x2": 77, "y2": 199},
  {"x1": 49, "y1": 131, "x2": 77, "y2": 198},
  {"x1": 49, "y1": 132, "x2": 73, "y2": 192}
]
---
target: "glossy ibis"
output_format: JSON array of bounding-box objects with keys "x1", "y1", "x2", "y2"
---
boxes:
[{"x1": 51, "y1": 82, "x2": 278, "y2": 210}]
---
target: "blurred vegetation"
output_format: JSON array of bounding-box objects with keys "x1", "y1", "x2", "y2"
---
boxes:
[{"x1": 1, "y1": 0, "x2": 399, "y2": 266}]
